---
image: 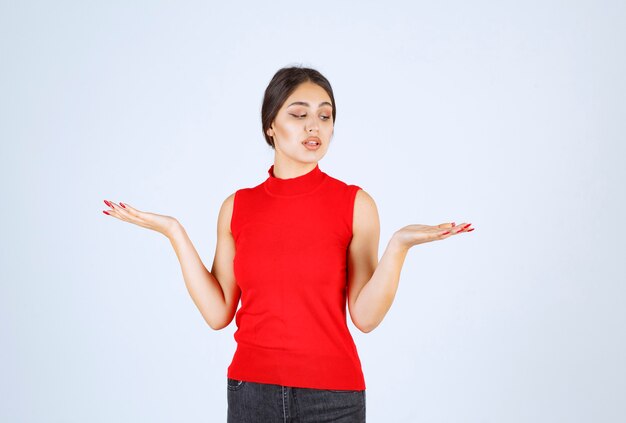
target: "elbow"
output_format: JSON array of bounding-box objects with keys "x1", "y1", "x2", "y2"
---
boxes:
[
  {"x1": 357, "y1": 322, "x2": 377, "y2": 333},
  {"x1": 208, "y1": 319, "x2": 229, "y2": 331},
  {"x1": 352, "y1": 315, "x2": 378, "y2": 333},
  {"x1": 208, "y1": 316, "x2": 233, "y2": 331},
  {"x1": 208, "y1": 321, "x2": 224, "y2": 331},
  {"x1": 205, "y1": 313, "x2": 233, "y2": 331},
  {"x1": 204, "y1": 304, "x2": 236, "y2": 331}
]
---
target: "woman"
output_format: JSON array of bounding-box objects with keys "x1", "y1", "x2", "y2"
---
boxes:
[{"x1": 102, "y1": 66, "x2": 474, "y2": 422}]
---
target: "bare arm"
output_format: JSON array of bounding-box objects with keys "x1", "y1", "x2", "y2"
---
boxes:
[
  {"x1": 346, "y1": 190, "x2": 473, "y2": 333},
  {"x1": 103, "y1": 196, "x2": 240, "y2": 330},
  {"x1": 168, "y1": 194, "x2": 240, "y2": 330}
]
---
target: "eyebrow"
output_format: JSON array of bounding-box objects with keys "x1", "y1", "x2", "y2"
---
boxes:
[{"x1": 287, "y1": 101, "x2": 333, "y2": 108}]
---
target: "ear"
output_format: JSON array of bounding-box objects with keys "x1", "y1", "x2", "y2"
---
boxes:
[{"x1": 266, "y1": 126, "x2": 274, "y2": 137}]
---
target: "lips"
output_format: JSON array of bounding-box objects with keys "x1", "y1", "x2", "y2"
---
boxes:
[{"x1": 302, "y1": 136, "x2": 321, "y2": 146}]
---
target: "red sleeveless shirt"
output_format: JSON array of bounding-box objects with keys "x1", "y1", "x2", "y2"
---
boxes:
[{"x1": 227, "y1": 163, "x2": 366, "y2": 390}]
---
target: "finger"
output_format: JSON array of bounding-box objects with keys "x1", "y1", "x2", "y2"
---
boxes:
[
  {"x1": 103, "y1": 200, "x2": 120, "y2": 217},
  {"x1": 437, "y1": 222, "x2": 456, "y2": 229},
  {"x1": 453, "y1": 223, "x2": 473, "y2": 233},
  {"x1": 119, "y1": 201, "x2": 135, "y2": 211},
  {"x1": 440, "y1": 222, "x2": 472, "y2": 237},
  {"x1": 117, "y1": 202, "x2": 148, "y2": 224},
  {"x1": 105, "y1": 200, "x2": 123, "y2": 213},
  {"x1": 439, "y1": 228, "x2": 453, "y2": 236},
  {"x1": 103, "y1": 200, "x2": 133, "y2": 221}
]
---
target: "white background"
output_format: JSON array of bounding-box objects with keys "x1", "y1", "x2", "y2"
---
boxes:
[{"x1": 1, "y1": 1, "x2": 625, "y2": 422}]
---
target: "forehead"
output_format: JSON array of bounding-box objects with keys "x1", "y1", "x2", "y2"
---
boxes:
[{"x1": 283, "y1": 82, "x2": 332, "y2": 108}]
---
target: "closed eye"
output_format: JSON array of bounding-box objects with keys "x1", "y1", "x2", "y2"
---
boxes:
[{"x1": 290, "y1": 113, "x2": 331, "y2": 121}]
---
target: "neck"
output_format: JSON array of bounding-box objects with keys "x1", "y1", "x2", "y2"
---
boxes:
[
  {"x1": 265, "y1": 158, "x2": 326, "y2": 197},
  {"x1": 272, "y1": 154, "x2": 319, "y2": 180}
]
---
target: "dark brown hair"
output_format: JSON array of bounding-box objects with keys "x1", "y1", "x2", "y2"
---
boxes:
[{"x1": 261, "y1": 66, "x2": 336, "y2": 149}]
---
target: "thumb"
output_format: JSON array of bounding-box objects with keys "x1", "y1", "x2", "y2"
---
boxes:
[{"x1": 437, "y1": 222, "x2": 456, "y2": 229}]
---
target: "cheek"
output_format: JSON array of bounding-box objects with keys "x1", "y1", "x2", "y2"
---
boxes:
[{"x1": 276, "y1": 122, "x2": 301, "y2": 137}]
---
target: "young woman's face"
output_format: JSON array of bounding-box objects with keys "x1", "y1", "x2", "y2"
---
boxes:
[{"x1": 266, "y1": 81, "x2": 334, "y2": 166}]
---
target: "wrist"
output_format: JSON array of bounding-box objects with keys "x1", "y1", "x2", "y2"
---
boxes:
[
  {"x1": 389, "y1": 232, "x2": 410, "y2": 254},
  {"x1": 165, "y1": 218, "x2": 183, "y2": 239}
]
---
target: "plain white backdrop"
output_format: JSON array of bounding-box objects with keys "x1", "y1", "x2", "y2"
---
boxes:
[{"x1": 1, "y1": 0, "x2": 625, "y2": 422}]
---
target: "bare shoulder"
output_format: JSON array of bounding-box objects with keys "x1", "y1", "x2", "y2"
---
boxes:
[
  {"x1": 353, "y1": 189, "x2": 379, "y2": 233},
  {"x1": 222, "y1": 192, "x2": 236, "y2": 207},
  {"x1": 217, "y1": 192, "x2": 237, "y2": 232},
  {"x1": 354, "y1": 188, "x2": 376, "y2": 205}
]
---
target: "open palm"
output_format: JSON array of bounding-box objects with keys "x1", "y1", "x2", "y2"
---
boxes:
[
  {"x1": 394, "y1": 222, "x2": 474, "y2": 249},
  {"x1": 102, "y1": 200, "x2": 178, "y2": 237}
]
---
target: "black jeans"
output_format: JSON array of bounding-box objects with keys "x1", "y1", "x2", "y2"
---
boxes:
[{"x1": 227, "y1": 378, "x2": 366, "y2": 423}]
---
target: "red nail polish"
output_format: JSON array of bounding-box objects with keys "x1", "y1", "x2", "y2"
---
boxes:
[
  {"x1": 120, "y1": 202, "x2": 126, "y2": 208},
  {"x1": 467, "y1": 228, "x2": 474, "y2": 232},
  {"x1": 463, "y1": 223, "x2": 471, "y2": 229},
  {"x1": 103, "y1": 210, "x2": 110, "y2": 215},
  {"x1": 442, "y1": 231, "x2": 450, "y2": 235},
  {"x1": 104, "y1": 200, "x2": 110, "y2": 207}
]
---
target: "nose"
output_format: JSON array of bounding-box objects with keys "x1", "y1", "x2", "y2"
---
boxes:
[{"x1": 305, "y1": 116, "x2": 318, "y2": 133}]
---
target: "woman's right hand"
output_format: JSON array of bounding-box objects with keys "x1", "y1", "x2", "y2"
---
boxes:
[{"x1": 102, "y1": 200, "x2": 179, "y2": 238}]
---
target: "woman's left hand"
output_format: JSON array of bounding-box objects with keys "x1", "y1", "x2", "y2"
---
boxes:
[{"x1": 392, "y1": 222, "x2": 474, "y2": 250}]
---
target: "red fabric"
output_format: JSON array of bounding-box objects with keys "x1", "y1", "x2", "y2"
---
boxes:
[{"x1": 227, "y1": 163, "x2": 366, "y2": 390}]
